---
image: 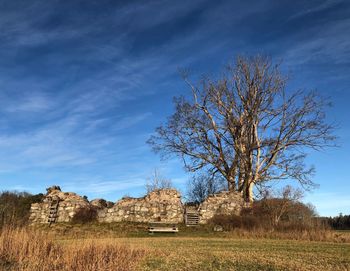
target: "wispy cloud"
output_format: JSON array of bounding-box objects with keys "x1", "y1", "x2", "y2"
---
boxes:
[
  {"x1": 0, "y1": 109, "x2": 152, "y2": 172},
  {"x1": 288, "y1": 0, "x2": 345, "y2": 20},
  {"x1": 63, "y1": 179, "x2": 145, "y2": 196},
  {"x1": 4, "y1": 93, "x2": 51, "y2": 113},
  {"x1": 0, "y1": 0, "x2": 349, "y2": 215},
  {"x1": 284, "y1": 18, "x2": 350, "y2": 67}
]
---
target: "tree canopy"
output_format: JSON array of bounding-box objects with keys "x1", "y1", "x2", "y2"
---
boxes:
[{"x1": 148, "y1": 56, "x2": 335, "y2": 202}]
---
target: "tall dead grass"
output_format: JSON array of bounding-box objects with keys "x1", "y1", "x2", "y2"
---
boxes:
[
  {"x1": 0, "y1": 227, "x2": 146, "y2": 271},
  {"x1": 209, "y1": 213, "x2": 350, "y2": 242}
]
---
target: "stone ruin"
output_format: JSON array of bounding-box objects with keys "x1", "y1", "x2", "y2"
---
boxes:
[
  {"x1": 98, "y1": 189, "x2": 183, "y2": 223},
  {"x1": 198, "y1": 191, "x2": 243, "y2": 224},
  {"x1": 29, "y1": 185, "x2": 244, "y2": 225},
  {"x1": 30, "y1": 186, "x2": 90, "y2": 224}
]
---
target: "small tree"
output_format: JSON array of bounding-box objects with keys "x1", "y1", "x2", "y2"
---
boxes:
[
  {"x1": 145, "y1": 169, "x2": 173, "y2": 193},
  {"x1": 186, "y1": 174, "x2": 226, "y2": 203},
  {"x1": 256, "y1": 185, "x2": 308, "y2": 227}
]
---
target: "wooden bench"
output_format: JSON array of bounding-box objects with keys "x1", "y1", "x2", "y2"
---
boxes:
[{"x1": 148, "y1": 222, "x2": 179, "y2": 234}]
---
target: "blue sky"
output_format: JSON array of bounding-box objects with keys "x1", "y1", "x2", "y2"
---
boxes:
[{"x1": 0, "y1": 0, "x2": 349, "y2": 216}]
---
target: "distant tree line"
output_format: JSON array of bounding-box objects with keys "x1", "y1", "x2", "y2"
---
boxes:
[{"x1": 325, "y1": 214, "x2": 350, "y2": 230}]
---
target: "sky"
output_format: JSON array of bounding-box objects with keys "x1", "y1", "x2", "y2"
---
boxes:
[{"x1": 0, "y1": 0, "x2": 349, "y2": 216}]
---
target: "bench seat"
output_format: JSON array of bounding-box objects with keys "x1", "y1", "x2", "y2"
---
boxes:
[{"x1": 148, "y1": 225, "x2": 179, "y2": 233}]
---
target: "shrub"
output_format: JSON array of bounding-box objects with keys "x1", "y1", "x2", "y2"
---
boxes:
[
  {"x1": 251, "y1": 198, "x2": 319, "y2": 231},
  {"x1": 71, "y1": 206, "x2": 98, "y2": 224},
  {"x1": 209, "y1": 198, "x2": 321, "y2": 232},
  {"x1": 209, "y1": 213, "x2": 262, "y2": 230},
  {"x1": 210, "y1": 214, "x2": 242, "y2": 230},
  {"x1": 241, "y1": 214, "x2": 260, "y2": 230}
]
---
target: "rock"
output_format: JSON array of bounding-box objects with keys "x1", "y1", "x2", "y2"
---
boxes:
[
  {"x1": 46, "y1": 185, "x2": 61, "y2": 194},
  {"x1": 213, "y1": 225, "x2": 224, "y2": 232},
  {"x1": 90, "y1": 199, "x2": 108, "y2": 209},
  {"x1": 198, "y1": 191, "x2": 243, "y2": 224}
]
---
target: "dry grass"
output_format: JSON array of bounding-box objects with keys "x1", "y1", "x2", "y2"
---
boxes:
[
  {"x1": 34, "y1": 222, "x2": 350, "y2": 243},
  {"x1": 0, "y1": 227, "x2": 146, "y2": 271},
  {"x1": 1, "y1": 225, "x2": 349, "y2": 271},
  {"x1": 223, "y1": 227, "x2": 350, "y2": 243},
  {"x1": 120, "y1": 236, "x2": 350, "y2": 271}
]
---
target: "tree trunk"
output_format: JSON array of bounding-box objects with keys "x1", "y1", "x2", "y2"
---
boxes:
[
  {"x1": 237, "y1": 164, "x2": 244, "y2": 191},
  {"x1": 227, "y1": 175, "x2": 236, "y2": 191},
  {"x1": 243, "y1": 181, "x2": 254, "y2": 203}
]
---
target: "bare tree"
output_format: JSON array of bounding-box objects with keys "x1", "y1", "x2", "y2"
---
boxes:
[
  {"x1": 186, "y1": 174, "x2": 226, "y2": 204},
  {"x1": 251, "y1": 185, "x2": 317, "y2": 228},
  {"x1": 258, "y1": 185, "x2": 304, "y2": 226},
  {"x1": 145, "y1": 168, "x2": 173, "y2": 193},
  {"x1": 148, "y1": 56, "x2": 336, "y2": 202}
]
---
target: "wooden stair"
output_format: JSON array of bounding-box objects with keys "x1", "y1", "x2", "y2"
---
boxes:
[
  {"x1": 47, "y1": 198, "x2": 60, "y2": 225},
  {"x1": 185, "y1": 209, "x2": 200, "y2": 226}
]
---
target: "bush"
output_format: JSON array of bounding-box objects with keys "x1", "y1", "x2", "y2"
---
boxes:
[
  {"x1": 241, "y1": 214, "x2": 260, "y2": 230},
  {"x1": 252, "y1": 199, "x2": 319, "y2": 231},
  {"x1": 210, "y1": 214, "x2": 242, "y2": 230},
  {"x1": 209, "y1": 198, "x2": 321, "y2": 232},
  {"x1": 71, "y1": 206, "x2": 98, "y2": 224},
  {"x1": 209, "y1": 212, "x2": 261, "y2": 230}
]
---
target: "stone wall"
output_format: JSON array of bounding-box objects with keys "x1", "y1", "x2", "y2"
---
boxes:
[
  {"x1": 30, "y1": 186, "x2": 90, "y2": 223},
  {"x1": 30, "y1": 186, "x2": 244, "y2": 225},
  {"x1": 29, "y1": 186, "x2": 184, "y2": 224},
  {"x1": 198, "y1": 191, "x2": 243, "y2": 224},
  {"x1": 97, "y1": 189, "x2": 183, "y2": 223}
]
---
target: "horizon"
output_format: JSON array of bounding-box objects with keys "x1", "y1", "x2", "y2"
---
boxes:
[{"x1": 0, "y1": 0, "x2": 349, "y2": 217}]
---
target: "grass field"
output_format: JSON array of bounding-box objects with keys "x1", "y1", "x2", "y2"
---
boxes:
[
  {"x1": 104, "y1": 236, "x2": 350, "y2": 271},
  {"x1": 1, "y1": 224, "x2": 350, "y2": 271}
]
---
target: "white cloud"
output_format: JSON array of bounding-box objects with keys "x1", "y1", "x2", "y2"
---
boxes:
[
  {"x1": 288, "y1": 0, "x2": 345, "y2": 20},
  {"x1": 0, "y1": 109, "x2": 152, "y2": 172},
  {"x1": 5, "y1": 93, "x2": 51, "y2": 113},
  {"x1": 284, "y1": 18, "x2": 350, "y2": 66}
]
